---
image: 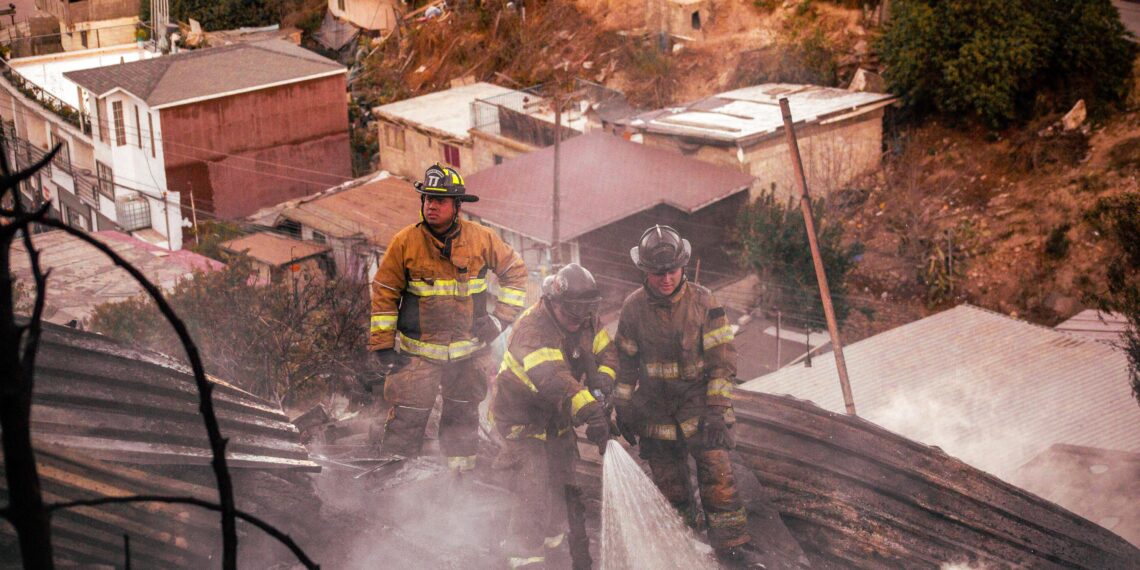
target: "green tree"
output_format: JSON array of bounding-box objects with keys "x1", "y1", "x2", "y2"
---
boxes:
[
  {"x1": 879, "y1": 0, "x2": 1136, "y2": 128},
  {"x1": 738, "y1": 191, "x2": 863, "y2": 329},
  {"x1": 1082, "y1": 193, "x2": 1140, "y2": 406}
]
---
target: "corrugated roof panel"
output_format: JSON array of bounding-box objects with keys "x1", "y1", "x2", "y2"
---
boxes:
[
  {"x1": 34, "y1": 323, "x2": 320, "y2": 472},
  {"x1": 739, "y1": 305, "x2": 1140, "y2": 478}
]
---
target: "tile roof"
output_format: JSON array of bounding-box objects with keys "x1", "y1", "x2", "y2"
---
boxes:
[
  {"x1": 627, "y1": 83, "x2": 896, "y2": 143},
  {"x1": 464, "y1": 131, "x2": 754, "y2": 243},
  {"x1": 1055, "y1": 309, "x2": 1131, "y2": 344},
  {"x1": 221, "y1": 231, "x2": 330, "y2": 267},
  {"x1": 739, "y1": 304, "x2": 1140, "y2": 478},
  {"x1": 11, "y1": 230, "x2": 223, "y2": 326},
  {"x1": 273, "y1": 174, "x2": 421, "y2": 247},
  {"x1": 63, "y1": 39, "x2": 344, "y2": 108},
  {"x1": 373, "y1": 81, "x2": 516, "y2": 140}
]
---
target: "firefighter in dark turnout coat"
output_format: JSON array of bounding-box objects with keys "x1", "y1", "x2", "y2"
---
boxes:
[
  {"x1": 490, "y1": 264, "x2": 614, "y2": 569},
  {"x1": 613, "y1": 225, "x2": 763, "y2": 567}
]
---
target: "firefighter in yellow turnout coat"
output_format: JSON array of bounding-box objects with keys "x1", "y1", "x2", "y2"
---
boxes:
[
  {"x1": 369, "y1": 164, "x2": 528, "y2": 473},
  {"x1": 490, "y1": 264, "x2": 614, "y2": 569},
  {"x1": 613, "y1": 225, "x2": 764, "y2": 567}
]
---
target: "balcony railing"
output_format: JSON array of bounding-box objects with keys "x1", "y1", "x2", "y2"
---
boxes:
[{"x1": 0, "y1": 59, "x2": 92, "y2": 135}]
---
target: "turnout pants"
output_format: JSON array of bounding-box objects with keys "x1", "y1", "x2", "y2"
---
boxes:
[
  {"x1": 499, "y1": 431, "x2": 579, "y2": 569},
  {"x1": 378, "y1": 354, "x2": 489, "y2": 471},
  {"x1": 640, "y1": 430, "x2": 750, "y2": 550}
]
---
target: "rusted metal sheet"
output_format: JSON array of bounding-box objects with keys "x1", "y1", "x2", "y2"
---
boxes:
[
  {"x1": 0, "y1": 445, "x2": 219, "y2": 567},
  {"x1": 729, "y1": 390, "x2": 1140, "y2": 569},
  {"x1": 35, "y1": 323, "x2": 319, "y2": 471}
]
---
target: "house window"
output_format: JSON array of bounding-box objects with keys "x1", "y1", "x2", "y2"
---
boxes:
[
  {"x1": 338, "y1": 0, "x2": 346, "y2": 10},
  {"x1": 312, "y1": 231, "x2": 327, "y2": 245},
  {"x1": 442, "y1": 144, "x2": 460, "y2": 168},
  {"x1": 134, "y1": 105, "x2": 143, "y2": 148},
  {"x1": 112, "y1": 101, "x2": 126, "y2": 146},
  {"x1": 49, "y1": 132, "x2": 71, "y2": 173},
  {"x1": 493, "y1": 154, "x2": 505, "y2": 165},
  {"x1": 384, "y1": 125, "x2": 405, "y2": 151},
  {"x1": 148, "y1": 113, "x2": 156, "y2": 157},
  {"x1": 691, "y1": 11, "x2": 701, "y2": 30},
  {"x1": 96, "y1": 98, "x2": 108, "y2": 142},
  {"x1": 95, "y1": 161, "x2": 114, "y2": 198},
  {"x1": 68, "y1": 208, "x2": 90, "y2": 231}
]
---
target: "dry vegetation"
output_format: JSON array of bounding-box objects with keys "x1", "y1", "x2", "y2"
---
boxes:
[{"x1": 340, "y1": 0, "x2": 1140, "y2": 336}]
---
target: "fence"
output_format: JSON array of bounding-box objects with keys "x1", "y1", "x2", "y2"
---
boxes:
[{"x1": 0, "y1": 59, "x2": 92, "y2": 135}]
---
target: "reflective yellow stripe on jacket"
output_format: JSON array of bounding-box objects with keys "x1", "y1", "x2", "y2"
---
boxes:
[
  {"x1": 570, "y1": 389, "x2": 596, "y2": 417},
  {"x1": 500, "y1": 347, "x2": 565, "y2": 392},
  {"x1": 397, "y1": 332, "x2": 483, "y2": 361},
  {"x1": 406, "y1": 278, "x2": 488, "y2": 298},
  {"x1": 498, "y1": 286, "x2": 527, "y2": 308},
  {"x1": 707, "y1": 377, "x2": 734, "y2": 399},
  {"x1": 370, "y1": 313, "x2": 397, "y2": 333},
  {"x1": 703, "y1": 324, "x2": 735, "y2": 350},
  {"x1": 592, "y1": 329, "x2": 611, "y2": 354}
]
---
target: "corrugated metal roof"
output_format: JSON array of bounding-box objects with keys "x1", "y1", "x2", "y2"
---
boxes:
[
  {"x1": 628, "y1": 83, "x2": 896, "y2": 143},
  {"x1": 464, "y1": 131, "x2": 754, "y2": 243},
  {"x1": 275, "y1": 175, "x2": 420, "y2": 246},
  {"x1": 739, "y1": 304, "x2": 1140, "y2": 478},
  {"x1": 221, "y1": 231, "x2": 331, "y2": 267},
  {"x1": 11, "y1": 231, "x2": 223, "y2": 326},
  {"x1": 373, "y1": 82, "x2": 516, "y2": 140},
  {"x1": 64, "y1": 40, "x2": 344, "y2": 108},
  {"x1": 1056, "y1": 309, "x2": 1130, "y2": 343},
  {"x1": 35, "y1": 323, "x2": 319, "y2": 471},
  {"x1": 1, "y1": 445, "x2": 221, "y2": 566}
]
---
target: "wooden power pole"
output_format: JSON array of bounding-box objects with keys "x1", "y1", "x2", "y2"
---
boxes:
[{"x1": 779, "y1": 97, "x2": 857, "y2": 415}]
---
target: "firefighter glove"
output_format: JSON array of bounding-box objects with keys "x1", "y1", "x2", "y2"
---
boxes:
[
  {"x1": 582, "y1": 402, "x2": 611, "y2": 453},
  {"x1": 373, "y1": 348, "x2": 408, "y2": 375},
  {"x1": 578, "y1": 347, "x2": 613, "y2": 396},
  {"x1": 702, "y1": 406, "x2": 733, "y2": 450},
  {"x1": 473, "y1": 315, "x2": 503, "y2": 345},
  {"x1": 586, "y1": 369, "x2": 615, "y2": 396},
  {"x1": 614, "y1": 404, "x2": 639, "y2": 447}
]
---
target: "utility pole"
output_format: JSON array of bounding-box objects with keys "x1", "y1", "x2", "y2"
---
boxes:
[
  {"x1": 188, "y1": 190, "x2": 199, "y2": 246},
  {"x1": 779, "y1": 97, "x2": 856, "y2": 415},
  {"x1": 551, "y1": 93, "x2": 561, "y2": 268},
  {"x1": 775, "y1": 309, "x2": 781, "y2": 370}
]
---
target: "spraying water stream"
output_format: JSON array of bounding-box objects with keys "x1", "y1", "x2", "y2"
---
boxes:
[{"x1": 601, "y1": 440, "x2": 719, "y2": 570}]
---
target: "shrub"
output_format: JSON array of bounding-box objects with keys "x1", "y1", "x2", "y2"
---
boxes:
[
  {"x1": 738, "y1": 190, "x2": 863, "y2": 328},
  {"x1": 879, "y1": 0, "x2": 1137, "y2": 128}
]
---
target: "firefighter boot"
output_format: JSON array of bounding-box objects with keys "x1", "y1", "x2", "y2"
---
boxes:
[{"x1": 714, "y1": 544, "x2": 766, "y2": 569}]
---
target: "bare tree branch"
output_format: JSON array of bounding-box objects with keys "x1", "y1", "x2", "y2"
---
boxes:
[
  {"x1": 34, "y1": 218, "x2": 240, "y2": 568},
  {"x1": 47, "y1": 495, "x2": 319, "y2": 569},
  {"x1": 0, "y1": 144, "x2": 58, "y2": 567}
]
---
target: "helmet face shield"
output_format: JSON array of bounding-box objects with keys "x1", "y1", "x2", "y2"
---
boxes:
[
  {"x1": 542, "y1": 263, "x2": 602, "y2": 326},
  {"x1": 558, "y1": 297, "x2": 599, "y2": 324}
]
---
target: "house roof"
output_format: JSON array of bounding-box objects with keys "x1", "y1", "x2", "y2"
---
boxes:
[
  {"x1": 10, "y1": 230, "x2": 223, "y2": 326},
  {"x1": 463, "y1": 131, "x2": 754, "y2": 244},
  {"x1": 373, "y1": 81, "x2": 516, "y2": 141},
  {"x1": 739, "y1": 304, "x2": 1140, "y2": 477},
  {"x1": 278, "y1": 175, "x2": 420, "y2": 246},
  {"x1": 1055, "y1": 309, "x2": 1130, "y2": 344},
  {"x1": 63, "y1": 39, "x2": 344, "y2": 108},
  {"x1": 626, "y1": 83, "x2": 896, "y2": 144},
  {"x1": 221, "y1": 231, "x2": 331, "y2": 267}
]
